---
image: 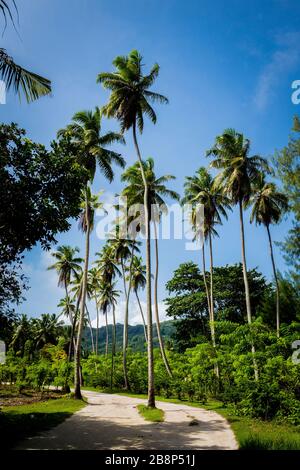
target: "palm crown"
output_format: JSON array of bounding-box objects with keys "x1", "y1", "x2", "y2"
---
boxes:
[
  {"x1": 48, "y1": 245, "x2": 83, "y2": 288},
  {"x1": 183, "y1": 167, "x2": 231, "y2": 238},
  {"x1": 207, "y1": 129, "x2": 271, "y2": 204},
  {"x1": 97, "y1": 50, "x2": 168, "y2": 133},
  {"x1": 248, "y1": 174, "x2": 289, "y2": 227},
  {"x1": 57, "y1": 107, "x2": 125, "y2": 182}
]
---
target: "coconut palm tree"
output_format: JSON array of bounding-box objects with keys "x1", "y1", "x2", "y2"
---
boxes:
[
  {"x1": 247, "y1": 174, "x2": 288, "y2": 337},
  {"x1": 48, "y1": 246, "x2": 82, "y2": 324},
  {"x1": 98, "y1": 50, "x2": 168, "y2": 407},
  {"x1": 58, "y1": 107, "x2": 125, "y2": 399},
  {"x1": 106, "y1": 234, "x2": 140, "y2": 389},
  {"x1": 183, "y1": 168, "x2": 231, "y2": 358},
  {"x1": 32, "y1": 314, "x2": 64, "y2": 350},
  {"x1": 207, "y1": 129, "x2": 271, "y2": 380},
  {"x1": 97, "y1": 280, "x2": 120, "y2": 387},
  {"x1": 129, "y1": 256, "x2": 147, "y2": 342},
  {"x1": 121, "y1": 158, "x2": 179, "y2": 377}
]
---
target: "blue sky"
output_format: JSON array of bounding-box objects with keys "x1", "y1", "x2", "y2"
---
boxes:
[{"x1": 2, "y1": 0, "x2": 300, "y2": 324}]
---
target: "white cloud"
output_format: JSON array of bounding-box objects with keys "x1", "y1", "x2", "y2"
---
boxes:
[
  {"x1": 90, "y1": 299, "x2": 168, "y2": 327},
  {"x1": 254, "y1": 31, "x2": 300, "y2": 110}
]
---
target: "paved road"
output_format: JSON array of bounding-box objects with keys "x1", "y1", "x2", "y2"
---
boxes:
[{"x1": 16, "y1": 390, "x2": 238, "y2": 450}]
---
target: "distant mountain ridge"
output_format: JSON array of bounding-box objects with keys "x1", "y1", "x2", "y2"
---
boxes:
[{"x1": 83, "y1": 320, "x2": 175, "y2": 353}]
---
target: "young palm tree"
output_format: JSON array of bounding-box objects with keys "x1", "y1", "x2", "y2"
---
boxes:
[
  {"x1": 247, "y1": 175, "x2": 288, "y2": 337},
  {"x1": 121, "y1": 158, "x2": 179, "y2": 377},
  {"x1": 207, "y1": 129, "x2": 271, "y2": 380},
  {"x1": 183, "y1": 168, "x2": 231, "y2": 358},
  {"x1": 48, "y1": 246, "x2": 82, "y2": 324},
  {"x1": 130, "y1": 256, "x2": 147, "y2": 342},
  {"x1": 98, "y1": 50, "x2": 168, "y2": 407},
  {"x1": 58, "y1": 107, "x2": 125, "y2": 399}
]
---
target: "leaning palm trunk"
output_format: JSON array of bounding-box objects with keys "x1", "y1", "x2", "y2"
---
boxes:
[
  {"x1": 133, "y1": 121, "x2": 155, "y2": 408},
  {"x1": 239, "y1": 199, "x2": 259, "y2": 381},
  {"x1": 153, "y1": 221, "x2": 172, "y2": 377},
  {"x1": 74, "y1": 190, "x2": 91, "y2": 399},
  {"x1": 135, "y1": 290, "x2": 147, "y2": 342},
  {"x1": 208, "y1": 231, "x2": 219, "y2": 378},
  {"x1": 202, "y1": 243, "x2": 211, "y2": 319},
  {"x1": 123, "y1": 243, "x2": 135, "y2": 388},
  {"x1": 266, "y1": 224, "x2": 280, "y2": 337}
]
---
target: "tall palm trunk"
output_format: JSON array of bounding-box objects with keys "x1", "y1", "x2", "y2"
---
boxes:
[
  {"x1": 110, "y1": 303, "x2": 116, "y2": 390},
  {"x1": 95, "y1": 294, "x2": 99, "y2": 355},
  {"x1": 239, "y1": 199, "x2": 258, "y2": 381},
  {"x1": 202, "y1": 243, "x2": 211, "y2": 320},
  {"x1": 68, "y1": 289, "x2": 81, "y2": 361},
  {"x1": 135, "y1": 290, "x2": 147, "y2": 342},
  {"x1": 266, "y1": 224, "x2": 280, "y2": 337},
  {"x1": 208, "y1": 231, "x2": 219, "y2": 378},
  {"x1": 133, "y1": 120, "x2": 155, "y2": 408},
  {"x1": 74, "y1": 189, "x2": 90, "y2": 399},
  {"x1": 105, "y1": 311, "x2": 109, "y2": 357},
  {"x1": 153, "y1": 221, "x2": 172, "y2": 377}
]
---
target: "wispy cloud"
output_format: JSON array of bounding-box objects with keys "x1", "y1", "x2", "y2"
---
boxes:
[{"x1": 254, "y1": 31, "x2": 300, "y2": 110}]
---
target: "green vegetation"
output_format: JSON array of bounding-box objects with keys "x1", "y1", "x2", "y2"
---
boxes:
[
  {"x1": 0, "y1": 397, "x2": 85, "y2": 448},
  {"x1": 137, "y1": 404, "x2": 165, "y2": 422}
]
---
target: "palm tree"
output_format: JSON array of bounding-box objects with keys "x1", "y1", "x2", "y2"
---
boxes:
[
  {"x1": 97, "y1": 281, "x2": 120, "y2": 387},
  {"x1": 183, "y1": 167, "x2": 231, "y2": 360},
  {"x1": 98, "y1": 50, "x2": 168, "y2": 407},
  {"x1": 121, "y1": 157, "x2": 179, "y2": 377},
  {"x1": 248, "y1": 175, "x2": 288, "y2": 337},
  {"x1": 207, "y1": 129, "x2": 271, "y2": 380},
  {"x1": 58, "y1": 107, "x2": 125, "y2": 399},
  {"x1": 10, "y1": 314, "x2": 30, "y2": 356},
  {"x1": 130, "y1": 256, "x2": 147, "y2": 342},
  {"x1": 107, "y1": 234, "x2": 140, "y2": 389},
  {"x1": 88, "y1": 267, "x2": 101, "y2": 355},
  {"x1": 48, "y1": 246, "x2": 82, "y2": 324},
  {"x1": 32, "y1": 314, "x2": 64, "y2": 350},
  {"x1": 0, "y1": 2, "x2": 51, "y2": 102}
]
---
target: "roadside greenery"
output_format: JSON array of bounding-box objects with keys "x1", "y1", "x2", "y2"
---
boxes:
[{"x1": 137, "y1": 404, "x2": 165, "y2": 422}]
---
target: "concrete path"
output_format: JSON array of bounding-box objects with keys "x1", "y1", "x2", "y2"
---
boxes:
[{"x1": 16, "y1": 390, "x2": 238, "y2": 450}]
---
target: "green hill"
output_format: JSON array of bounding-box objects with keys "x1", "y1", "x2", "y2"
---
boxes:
[{"x1": 82, "y1": 320, "x2": 175, "y2": 354}]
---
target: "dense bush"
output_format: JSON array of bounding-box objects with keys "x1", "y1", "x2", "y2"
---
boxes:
[{"x1": 1, "y1": 319, "x2": 299, "y2": 426}]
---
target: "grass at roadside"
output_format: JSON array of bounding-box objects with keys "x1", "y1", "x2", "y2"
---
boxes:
[
  {"x1": 82, "y1": 387, "x2": 300, "y2": 450},
  {"x1": 137, "y1": 404, "x2": 164, "y2": 422},
  {"x1": 0, "y1": 397, "x2": 85, "y2": 449}
]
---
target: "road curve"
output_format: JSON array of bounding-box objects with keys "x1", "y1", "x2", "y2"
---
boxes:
[{"x1": 16, "y1": 390, "x2": 238, "y2": 450}]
